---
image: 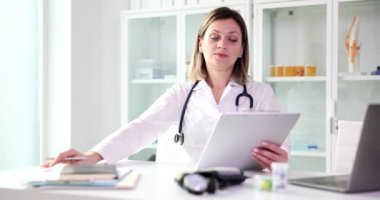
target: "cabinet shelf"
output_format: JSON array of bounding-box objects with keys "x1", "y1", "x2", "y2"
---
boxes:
[
  {"x1": 131, "y1": 78, "x2": 177, "y2": 84},
  {"x1": 265, "y1": 76, "x2": 326, "y2": 82},
  {"x1": 338, "y1": 75, "x2": 380, "y2": 81},
  {"x1": 291, "y1": 150, "x2": 326, "y2": 157}
]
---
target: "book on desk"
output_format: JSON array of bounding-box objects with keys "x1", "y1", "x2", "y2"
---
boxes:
[{"x1": 25, "y1": 164, "x2": 140, "y2": 189}]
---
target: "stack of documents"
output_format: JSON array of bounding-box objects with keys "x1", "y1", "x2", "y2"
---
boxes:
[
  {"x1": 58, "y1": 164, "x2": 118, "y2": 181},
  {"x1": 25, "y1": 164, "x2": 140, "y2": 189}
]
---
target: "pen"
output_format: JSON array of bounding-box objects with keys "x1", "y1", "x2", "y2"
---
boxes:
[{"x1": 46, "y1": 156, "x2": 88, "y2": 161}]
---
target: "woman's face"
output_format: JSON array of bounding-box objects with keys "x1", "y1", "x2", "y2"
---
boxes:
[{"x1": 199, "y1": 19, "x2": 244, "y2": 75}]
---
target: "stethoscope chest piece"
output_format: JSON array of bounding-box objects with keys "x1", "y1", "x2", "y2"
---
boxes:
[
  {"x1": 174, "y1": 132, "x2": 184, "y2": 145},
  {"x1": 174, "y1": 80, "x2": 200, "y2": 145}
]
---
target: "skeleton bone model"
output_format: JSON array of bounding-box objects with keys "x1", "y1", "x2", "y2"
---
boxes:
[{"x1": 345, "y1": 16, "x2": 360, "y2": 73}]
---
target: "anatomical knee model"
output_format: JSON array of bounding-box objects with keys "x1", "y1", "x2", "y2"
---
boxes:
[{"x1": 345, "y1": 16, "x2": 360, "y2": 73}]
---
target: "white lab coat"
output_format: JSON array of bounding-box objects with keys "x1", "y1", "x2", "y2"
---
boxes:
[{"x1": 91, "y1": 79, "x2": 285, "y2": 164}]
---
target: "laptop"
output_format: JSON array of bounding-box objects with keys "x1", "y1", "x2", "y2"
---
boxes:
[
  {"x1": 195, "y1": 112, "x2": 300, "y2": 170},
  {"x1": 289, "y1": 104, "x2": 380, "y2": 193}
]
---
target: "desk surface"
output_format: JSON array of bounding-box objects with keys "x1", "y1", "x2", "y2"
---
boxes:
[{"x1": 1, "y1": 160, "x2": 380, "y2": 200}]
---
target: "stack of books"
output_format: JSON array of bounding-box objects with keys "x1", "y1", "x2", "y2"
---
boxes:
[{"x1": 26, "y1": 164, "x2": 139, "y2": 189}]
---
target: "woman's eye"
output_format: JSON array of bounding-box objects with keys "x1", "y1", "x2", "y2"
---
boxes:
[
  {"x1": 229, "y1": 37, "x2": 239, "y2": 42},
  {"x1": 210, "y1": 35, "x2": 220, "y2": 41}
]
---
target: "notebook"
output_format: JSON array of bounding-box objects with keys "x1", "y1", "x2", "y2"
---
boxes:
[
  {"x1": 26, "y1": 167, "x2": 140, "y2": 189},
  {"x1": 59, "y1": 164, "x2": 118, "y2": 181},
  {"x1": 195, "y1": 112, "x2": 300, "y2": 170},
  {"x1": 289, "y1": 104, "x2": 380, "y2": 193}
]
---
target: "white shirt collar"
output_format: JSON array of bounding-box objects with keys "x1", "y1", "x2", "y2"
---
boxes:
[{"x1": 192, "y1": 79, "x2": 246, "y2": 91}]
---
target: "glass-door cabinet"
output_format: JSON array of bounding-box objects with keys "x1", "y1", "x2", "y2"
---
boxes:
[
  {"x1": 334, "y1": 0, "x2": 380, "y2": 121},
  {"x1": 121, "y1": 12, "x2": 178, "y2": 160},
  {"x1": 254, "y1": 0, "x2": 332, "y2": 172},
  {"x1": 331, "y1": 0, "x2": 380, "y2": 173},
  {"x1": 153, "y1": 11, "x2": 209, "y2": 163}
]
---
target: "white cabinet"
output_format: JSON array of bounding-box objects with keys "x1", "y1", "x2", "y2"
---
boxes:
[
  {"x1": 121, "y1": 11, "x2": 179, "y2": 161},
  {"x1": 254, "y1": 0, "x2": 380, "y2": 172},
  {"x1": 121, "y1": 3, "x2": 251, "y2": 161},
  {"x1": 334, "y1": 0, "x2": 380, "y2": 121}
]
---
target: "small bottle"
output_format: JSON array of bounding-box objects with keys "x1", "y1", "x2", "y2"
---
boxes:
[
  {"x1": 295, "y1": 66, "x2": 305, "y2": 76},
  {"x1": 271, "y1": 162, "x2": 289, "y2": 192},
  {"x1": 305, "y1": 65, "x2": 317, "y2": 76},
  {"x1": 276, "y1": 66, "x2": 284, "y2": 77},
  {"x1": 270, "y1": 65, "x2": 276, "y2": 77}
]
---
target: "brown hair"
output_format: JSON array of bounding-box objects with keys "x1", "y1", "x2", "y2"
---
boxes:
[{"x1": 187, "y1": 7, "x2": 249, "y2": 85}]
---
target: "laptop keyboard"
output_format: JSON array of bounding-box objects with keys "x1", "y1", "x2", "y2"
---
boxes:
[{"x1": 312, "y1": 175, "x2": 349, "y2": 187}]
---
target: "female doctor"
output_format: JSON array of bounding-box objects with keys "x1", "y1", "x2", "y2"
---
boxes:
[{"x1": 43, "y1": 7, "x2": 289, "y2": 170}]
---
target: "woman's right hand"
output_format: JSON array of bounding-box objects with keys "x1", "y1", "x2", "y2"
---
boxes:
[{"x1": 41, "y1": 149, "x2": 103, "y2": 168}]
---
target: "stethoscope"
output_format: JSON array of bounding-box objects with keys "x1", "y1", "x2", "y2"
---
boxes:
[{"x1": 174, "y1": 80, "x2": 254, "y2": 145}]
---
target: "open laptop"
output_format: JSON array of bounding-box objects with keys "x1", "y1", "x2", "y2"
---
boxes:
[
  {"x1": 195, "y1": 112, "x2": 300, "y2": 170},
  {"x1": 289, "y1": 104, "x2": 380, "y2": 193}
]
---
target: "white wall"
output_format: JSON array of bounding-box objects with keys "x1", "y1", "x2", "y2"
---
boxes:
[
  {"x1": 42, "y1": 0, "x2": 128, "y2": 160},
  {"x1": 71, "y1": 0, "x2": 127, "y2": 151}
]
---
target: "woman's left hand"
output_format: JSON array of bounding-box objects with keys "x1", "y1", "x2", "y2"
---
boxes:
[{"x1": 251, "y1": 141, "x2": 288, "y2": 170}]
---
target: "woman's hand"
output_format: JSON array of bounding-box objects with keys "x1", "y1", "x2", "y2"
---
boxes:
[
  {"x1": 41, "y1": 149, "x2": 103, "y2": 168},
  {"x1": 251, "y1": 141, "x2": 288, "y2": 170}
]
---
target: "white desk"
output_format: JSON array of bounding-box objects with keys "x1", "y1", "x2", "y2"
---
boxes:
[{"x1": 0, "y1": 160, "x2": 379, "y2": 200}]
